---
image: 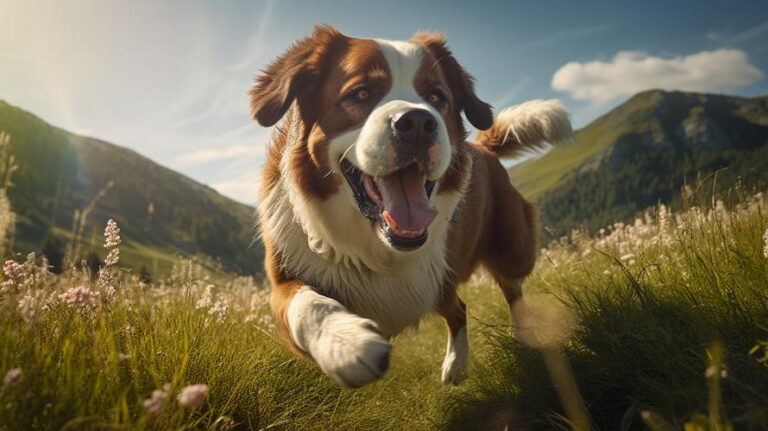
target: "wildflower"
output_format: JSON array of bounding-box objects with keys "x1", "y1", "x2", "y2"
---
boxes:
[
  {"x1": 104, "y1": 249, "x2": 119, "y2": 267},
  {"x1": 97, "y1": 269, "x2": 119, "y2": 299},
  {"x1": 177, "y1": 383, "x2": 209, "y2": 409},
  {"x1": 18, "y1": 291, "x2": 45, "y2": 323},
  {"x1": 3, "y1": 260, "x2": 25, "y2": 281},
  {"x1": 143, "y1": 383, "x2": 171, "y2": 415},
  {"x1": 208, "y1": 301, "x2": 229, "y2": 321},
  {"x1": 195, "y1": 285, "x2": 214, "y2": 309},
  {"x1": 214, "y1": 416, "x2": 236, "y2": 430},
  {"x1": 117, "y1": 353, "x2": 131, "y2": 361},
  {"x1": 2, "y1": 259, "x2": 27, "y2": 290},
  {"x1": 715, "y1": 199, "x2": 726, "y2": 215},
  {"x1": 258, "y1": 313, "x2": 275, "y2": 330},
  {"x1": 104, "y1": 219, "x2": 121, "y2": 249},
  {"x1": 763, "y1": 228, "x2": 768, "y2": 259},
  {"x1": 619, "y1": 253, "x2": 635, "y2": 261},
  {"x1": 3, "y1": 368, "x2": 22, "y2": 386},
  {"x1": 58, "y1": 286, "x2": 101, "y2": 313}
]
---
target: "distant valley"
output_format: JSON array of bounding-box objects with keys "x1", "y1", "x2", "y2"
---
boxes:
[
  {"x1": 508, "y1": 90, "x2": 768, "y2": 241},
  {"x1": 0, "y1": 100, "x2": 263, "y2": 277}
]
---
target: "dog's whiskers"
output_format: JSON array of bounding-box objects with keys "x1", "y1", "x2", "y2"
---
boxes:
[
  {"x1": 340, "y1": 142, "x2": 357, "y2": 165},
  {"x1": 321, "y1": 143, "x2": 358, "y2": 179}
]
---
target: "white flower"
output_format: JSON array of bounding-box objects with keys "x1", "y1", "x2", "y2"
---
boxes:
[
  {"x1": 177, "y1": 383, "x2": 209, "y2": 409},
  {"x1": 763, "y1": 228, "x2": 768, "y2": 259},
  {"x1": 208, "y1": 301, "x2": 229, "y2": 322},
  {"x1": 195, "y1": 285, "x2": 213, "y2": 309},
  {"x1": 18, "y1": 291, "x2": 46, "y2": 323},
  {"x1": 143, "y1": 383, "x2": 171, "y2": 415},
  {"x1": 3, "y1": 368, "x2": 22, "y2": 385},
  {"x1": 104, "y1": 219, "x2": 121, "y2": 249},
  {"x1": 58, "y1": 286, "x2": 101, "y2": 313},
  {"x1": 97, "y1": 270, "x2": 118, "y2": 298},
  {"x1": 104, "y1": 249, "x2": 119, "y2": 267}
]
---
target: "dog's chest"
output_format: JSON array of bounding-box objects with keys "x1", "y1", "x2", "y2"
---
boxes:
[
  {"x1": 311, "y1": 254, "x2": 445, "y2": 336},
  {"x1": 278, "y1": 233, "x2": 446, "y2": 335},
  {"x1": 261, "y1": 161, "x2": 461, "y2": 335}
]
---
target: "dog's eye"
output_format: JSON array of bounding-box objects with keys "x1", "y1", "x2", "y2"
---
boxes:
[
  {"x1": 346, "y1": 87, "x2": 371, "y2": 102},
  {"x1": 427, "y1": 90, "x2": 447, "y2": 107}
]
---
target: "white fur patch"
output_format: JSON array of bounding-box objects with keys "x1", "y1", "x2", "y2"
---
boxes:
[
  {"x1": 496, "y1": 99, "x2": 574, "y2": 151},
  {"x1": 441, "y1": 325, "x2": 468, "y2": 384},
  {"x1": 287, "y1": 286, "x2": 392, "y2": 387}
]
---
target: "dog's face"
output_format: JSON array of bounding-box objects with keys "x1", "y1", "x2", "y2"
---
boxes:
[{"x1": 251, "y1": 26, "x2": 492, "y2": 253}]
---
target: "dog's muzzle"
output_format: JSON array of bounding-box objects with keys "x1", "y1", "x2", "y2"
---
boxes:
[{"x1": 390, "y1": 109, "x2": 439, "y2": 171}]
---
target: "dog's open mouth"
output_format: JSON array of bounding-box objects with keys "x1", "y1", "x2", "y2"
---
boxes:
[{"x1": 341, "y1": 159, "x2": 437, "y2": 251}]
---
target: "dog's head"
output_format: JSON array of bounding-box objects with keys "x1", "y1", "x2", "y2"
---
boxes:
[{"x1": 251, "y1": 25, "x2": 492, "y2": 253}]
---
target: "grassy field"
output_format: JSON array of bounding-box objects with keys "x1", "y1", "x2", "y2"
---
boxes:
[{"x1": 1, "y1": 184, "x2": 767, "y2": 430}]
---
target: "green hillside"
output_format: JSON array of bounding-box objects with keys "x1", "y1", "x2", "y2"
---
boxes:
[
  {"x1": 0, "y1": 100, "x2": 263, "y2": 277},
  {"x1": 508, "y1": 90, "x2": 768, "y2": 240}
]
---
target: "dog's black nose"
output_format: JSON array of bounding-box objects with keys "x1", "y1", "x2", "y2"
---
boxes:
[{"x1": 392, "y1": 109, "x2": 438, "y2": 139}]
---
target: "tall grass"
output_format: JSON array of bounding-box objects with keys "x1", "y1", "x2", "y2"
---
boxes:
[
  {"x1": 0, "y1": 132, "x2": 17, "y2": 257},
  {"x1": 0, "y1": 177, "x2": 767, "y2": 429},
  {"x1": 445, "y1": 186, "x2": 768, "y2": 430}
]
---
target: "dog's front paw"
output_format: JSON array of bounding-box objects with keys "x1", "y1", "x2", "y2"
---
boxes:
[
  {"x1": 312, "y1": 314, "x2": 392, "y2": 388},
  {"x1": 441, "y1": 326, "x2": 468, "y2": 385}
]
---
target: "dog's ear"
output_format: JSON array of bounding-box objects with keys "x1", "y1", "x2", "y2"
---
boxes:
[
  {"x1": 411, "y1": 32, "x2": 493, "y2": 130},
  {"x1": 250, "y1": 25, "x2": 344, "y2": 127}
]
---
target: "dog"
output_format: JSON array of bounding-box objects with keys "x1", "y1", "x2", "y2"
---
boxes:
[{"x1": 251, "y1": 25, "x2": 572, "y2": 388}]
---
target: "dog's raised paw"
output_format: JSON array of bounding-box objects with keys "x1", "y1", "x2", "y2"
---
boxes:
[{"x1": 313, "y1": 313, "x2": 392, "y2": 388}]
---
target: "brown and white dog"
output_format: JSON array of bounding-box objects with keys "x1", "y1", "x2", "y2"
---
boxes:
[{"x1": 251, "y1": 25, "x2": 572, "y2": 387}]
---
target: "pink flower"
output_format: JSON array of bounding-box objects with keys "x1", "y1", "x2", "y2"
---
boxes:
[
  {"x1": 58, "y1": 286, "x2": 101, "y2": 313},
  {"x1": 177, "y1": 383, "x2": 209, "y2": 409},
  {"x1": 142, "y1": 383, "x2": 171, "y2": 415},
  {"x1": 3, "y1": 260, "x2": 25, "y2": 281},
  {"x1": 2, "y1": 260, "x2": 27, "y2": 290},
  {"x1": 4, "y1": 368, "x2": 22, "y2": 385}
]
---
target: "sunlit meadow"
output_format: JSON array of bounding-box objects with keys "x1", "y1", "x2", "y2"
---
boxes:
[{"x1": 0, "y1": 128, "x2": 767, "y2": 429}]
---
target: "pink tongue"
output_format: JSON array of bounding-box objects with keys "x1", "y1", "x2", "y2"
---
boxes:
[{"x1": 377, "y1": 165, "x2": 437, "y2": 234}]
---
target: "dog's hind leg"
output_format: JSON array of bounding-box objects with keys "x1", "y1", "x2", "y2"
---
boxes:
[
  {"x1": 437, "y1": 283, "x2": 468, "y2": 384},
  {"x1": 496, "y1": 276, "x2": 525, "y2": 327}
]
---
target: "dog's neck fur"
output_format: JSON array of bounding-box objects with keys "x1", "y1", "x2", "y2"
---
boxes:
[{"x1": 259, "y1": 110, "x2": 471, "y2": 335}]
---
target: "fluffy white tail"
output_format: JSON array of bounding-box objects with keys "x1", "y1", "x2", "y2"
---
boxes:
[{"x1": 475, "y1": 99, "x2": 573, "y2": 158}]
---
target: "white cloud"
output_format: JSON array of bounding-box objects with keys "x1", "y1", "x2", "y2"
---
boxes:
[
  {"x1": 551, "y1": 49, "x2": 763, "y2": 105},
  {"x1": 176, "y1": 144, "x2": 262, "y2": 165}
]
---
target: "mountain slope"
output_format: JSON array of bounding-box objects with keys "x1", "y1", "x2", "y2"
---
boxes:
[
  {"x1": 0, "y1": 100, "x2": 263, "y2": 276},
  {"x1": 508, "y1": 90, "x2": 768, "y2": 240}
]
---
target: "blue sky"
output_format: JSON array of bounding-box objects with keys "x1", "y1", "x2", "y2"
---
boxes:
[{"x1": 1, "y1": 0, "x2": 767, "y2": 204}]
